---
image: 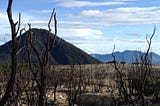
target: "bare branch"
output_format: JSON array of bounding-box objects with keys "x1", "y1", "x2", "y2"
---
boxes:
[
  {"x1": 16, "y1": 13, "x2": 21, "y2": 35},
  {"x1": 52, "y1": 12, "x2": 57, "y2": 46},
  {"x1": 144, "y1": 25, "x2": 156, "y2": 64},
  {"x1": 0, "y1": 0, "x2": 19, "y2": 105},
  {"x1": 48, "y1": 8, "x2": 55, "y2": 32},
  {"x1": 28, "y1": 24, "x2": 43, "y2": 66}
]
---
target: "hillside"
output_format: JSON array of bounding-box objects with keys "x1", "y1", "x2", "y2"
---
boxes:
[
  {"x1": 0, "y1": 28, "x2": 101, "y2": 64},
  {"x1": 91, "y1": 50, "x2": 160, "y2": 64}
]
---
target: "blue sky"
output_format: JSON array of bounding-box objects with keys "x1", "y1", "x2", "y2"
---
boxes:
[{"x1": 1, "y1": 0, "x2": 160, "y2": 54}]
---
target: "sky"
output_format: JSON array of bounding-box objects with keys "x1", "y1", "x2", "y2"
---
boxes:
[{"x1": 1, "y1": 0, "x2": 160, "y2": 54}]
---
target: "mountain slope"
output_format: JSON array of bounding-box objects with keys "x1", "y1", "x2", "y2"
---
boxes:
[
  {"x1": 0, "y1": 28, "x2": 101, "y2": 64},
  {"x1": 91, "y1": 50, "x2": 160, "y2": 64}
]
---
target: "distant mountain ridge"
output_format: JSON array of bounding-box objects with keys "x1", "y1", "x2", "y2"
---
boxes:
[
  {"x1": 91, "y1": 50, "x2": 160, "y2": 64},
  {"x1": 0, "y1": 28, "x2": 101, "y2": 64}
]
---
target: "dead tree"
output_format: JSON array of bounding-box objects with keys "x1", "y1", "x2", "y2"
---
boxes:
[
  {"x1": 111, "y1": 45, "x2": 132, "y2": 104},
  {"x1": 66, "y1": 64, "x2": 84, "y2": 106},
  {"x1": 94, "y1": 69, "x2": 106, "y2": 93},
  {"x1": 0, "y1": 0, "x2": 23, "y2": 105},
  {"x1": 138, "y1": 26, "x2": 156, "y2": 106},
  {"x1": 27, "y1": 9, "x2": 57, "y2": 106}
]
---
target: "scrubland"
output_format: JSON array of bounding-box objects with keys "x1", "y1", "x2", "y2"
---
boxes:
[{"x1": 0, "y1": 63, "x2": 160, "y2": 106}]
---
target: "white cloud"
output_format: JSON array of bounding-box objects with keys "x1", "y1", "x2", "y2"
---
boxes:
[
  {"x1": 59, "y1": 28, "x2": 104, "y2": 41},
  {"x1": 125, "y1": 33, "x2": 143, "y2": 36},
  {"x1": 0, "y1": 12, "x2": 7, "y2": 19},
  {"x1": 80, "y1": 10, "x2": 103, "y2": 16},
  {"x1": 0, "y1": 12, "x2": 11, "y2": 44},
  {"x1": 83, "y1": 48, "x2": 97, "y2": 54},
  {"x1": 0, "y1": 12, "x2": 9, "y2": 30},
  {"x1": 56, "y1": 0, "x2": 127, "y2": 8},
  {"x1": 31, "y1": 9, "x2": 53, "y2": 14},
  {"x1": 59, "y1": 21, "x2": 108, "y2": 29},
  {"x1": 71, "y1": 7, "x2": 160, "y2": 26}
]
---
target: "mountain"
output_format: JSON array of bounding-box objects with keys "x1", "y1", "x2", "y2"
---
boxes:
[
  {"x1": 0, "y1": 28, "x2": 101, "y2": 64},
  {"x1": 91, "y1": 50, "x2": 160, "y2": 64}
]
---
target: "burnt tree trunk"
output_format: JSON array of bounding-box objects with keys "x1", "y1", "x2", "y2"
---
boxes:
[{"x1": 0, "y1": 0, "x2": 19, "y2": 105}]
